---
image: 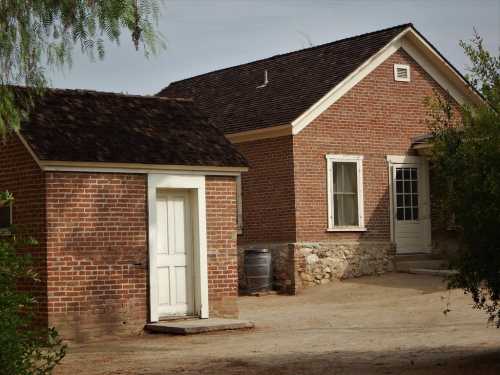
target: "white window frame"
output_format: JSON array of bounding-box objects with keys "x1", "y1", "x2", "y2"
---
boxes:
[
  {"x1": 394, "y1": 64, "x2": 411, "y2": 82},
  {"x1": 236, "y1": 175, "x2": 243, "y2": 235},
  {"x1": 326, "y1": 154, "x2": 366, "y2": 232}
]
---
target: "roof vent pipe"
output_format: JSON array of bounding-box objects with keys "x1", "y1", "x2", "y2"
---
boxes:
[{"x1": 256, "y1": 70, "x2": 269, "y2": 89}]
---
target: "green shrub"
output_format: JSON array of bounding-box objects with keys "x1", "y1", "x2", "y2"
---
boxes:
[{"x1": 0, "y1": 193, "x2": 66, "y2": 375}]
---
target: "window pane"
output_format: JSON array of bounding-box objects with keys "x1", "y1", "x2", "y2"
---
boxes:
[
  {"x1": 0, "y1": 206, "x2": 11, "y2": 228},
  {"x1": 333, "y1": 193, "x2": 359, "y2": 226},
  {"x1": 413, "y1": 207, "x2": 419, "y2": 220},
  {"x1": 403, "y1": 169, "x2": 411, "y2": 179},
  {"x1": 404, "y1": 194, "x2": 411, "y2": 206},
  {"x1": 397, "y1": 208, "x2": 404, "y2": 220},
  {"x1": 411, "y1": 181, "x2": 418, "y2": 194},
  {"x1": 404, "y1": 181, "x2": 411, "y2": 193},
  {"x1": 333, "y1": 162, "x2": 357, "y2": 193},
  {"x1": 411, "y1": 168, "x2": 417, "y2": 179},
  {"x1": 404, "y1": 207, "x2": 412, "y2": 220},
  {"x1": 412, "y1": 194, "x2": 418, "y2": 207},
  {"x1": 396, "y1": 194, "x2": 403, "y2": 207},
  {"x1": 396, "y1": 169, "x2": 402, "y2": 180},
  {"x1": 396, "y1": 180, "x2": 403, "y2": 193}
]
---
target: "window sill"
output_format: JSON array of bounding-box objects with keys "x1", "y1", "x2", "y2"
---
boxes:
[{"x1": 326, "y1": 227, "x2": 367, "y2": 232}]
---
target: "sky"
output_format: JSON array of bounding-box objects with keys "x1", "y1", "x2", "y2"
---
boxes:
[{"x1": 47, "y1": 0, "x2": 500, "y2": 96}]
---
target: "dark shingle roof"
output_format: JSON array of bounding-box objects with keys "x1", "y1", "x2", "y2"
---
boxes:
[
  {"x1": 158, "y1": 24, "x2": 412, "y2": 134},
  {"x1": 18, "y1": 87, "x2": 247, "y2": 167}
]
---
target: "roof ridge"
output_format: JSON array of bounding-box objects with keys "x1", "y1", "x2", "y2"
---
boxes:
[
  {"x1": 162, "y1": 23, "x2": 413, "y2": 89},
  {"x1": 8, "y1": 85, "x2": 194, "y2": 102}
]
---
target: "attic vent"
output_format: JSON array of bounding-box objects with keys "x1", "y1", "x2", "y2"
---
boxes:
[{"x1": 394, "y1": 64, "x2": 410, "y2": 82}]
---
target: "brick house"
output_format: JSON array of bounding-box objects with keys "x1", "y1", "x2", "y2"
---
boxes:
[
  {"x1": 0, "y1": 88, "x2": 247, "y2": 340},
  {"x1": 159, "y1": 24, "x2": 483, "y2": 293}
]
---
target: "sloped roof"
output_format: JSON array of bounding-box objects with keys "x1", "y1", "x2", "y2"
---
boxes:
[
  {"x1": 158, "y1": 23, "x2": 412, "y2": 134},
  {"x1": 17, "y1": 87, "x2": 247, "y2": 168}
]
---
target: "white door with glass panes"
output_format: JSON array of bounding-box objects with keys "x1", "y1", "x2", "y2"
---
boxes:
[
  {"x1": 155, "y1": 190, "x2": 194, "y2": 317},
  {"x1": 391, "y1": 161, "x2": 431, "y2": 253}
]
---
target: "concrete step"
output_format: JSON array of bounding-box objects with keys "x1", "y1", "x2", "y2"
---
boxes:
[
  {"x1": 145, "y1": 318, "x2": 254, "y2": 335},
  {"x1": 408, "y1": 268, "x2": 458, "y2": 277},
  {"x1": 395, "y1": 258, "x2": 448, "y2": 272}
]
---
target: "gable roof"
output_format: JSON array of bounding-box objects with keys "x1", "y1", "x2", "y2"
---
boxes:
[
  {"x1": 158, "y1": 23, "x2": 483, "y2": 138},
  {"x1": 158, "y1": 24, "x2": 411, "y2": 135},
  {"x1": 16, "y1": 87, "x2": 247, "y2": 169}
]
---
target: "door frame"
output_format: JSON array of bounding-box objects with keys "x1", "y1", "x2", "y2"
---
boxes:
[
  {"x1": 386, "y1": 155, "x2": 432, "y2": 253},
  {"x1": 147, "y1": 174, "x2": 209, "y2": 322}
]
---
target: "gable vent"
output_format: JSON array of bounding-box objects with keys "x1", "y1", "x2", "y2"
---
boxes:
[{"x1": 394, "y1": 64, "x2": 410, "y2": 82}]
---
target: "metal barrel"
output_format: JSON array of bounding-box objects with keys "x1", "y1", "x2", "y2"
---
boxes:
[{"x1": 244, "y1": 249, "x2": 272, "y2": 293}]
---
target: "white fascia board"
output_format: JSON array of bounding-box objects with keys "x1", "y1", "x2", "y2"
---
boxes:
[
  {"x1": 15, "y1": 132, "x2": 44, "y2": 170},
  {"x1": 401, "y1": 29, "x2": 483, "y2": 106},
  {"x1": 291, "y1": 27, "x2": 483, "y2": 136},
  {"x1": 39, "y1": 161, "x2": 247, "y2": 176},
  {"x1": 291, "y1": 30, "x2": 407, "y2": 135}
]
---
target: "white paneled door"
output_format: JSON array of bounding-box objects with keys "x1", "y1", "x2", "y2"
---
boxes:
[{"x1": 155, "y1": 190, "x2": 194, "y2": 317}]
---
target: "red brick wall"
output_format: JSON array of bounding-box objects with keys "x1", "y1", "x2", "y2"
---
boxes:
[
  {"x1": 0, "y1": 135, "x2": 47, "y2": 326},
  {"x1": 45, "y1": 172, "x2": 148, "y2": 340},
  {"x1": 236, "y1": 136, "x2": 296, "y2": 244},
  {"x1": 293, "y1": 48, "x2": 453, "y2": 242},
  {"x1": 206, "y1": 176, "x2": 239, "y2": 317}
]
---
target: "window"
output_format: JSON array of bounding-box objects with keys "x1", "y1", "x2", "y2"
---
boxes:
[
  {"x1": 394, "y1": 64, "x2": 410, "y2": 82},
  {"x1": 394, "y1": 167, "x2": 419, "y2": 221},
  {"x1": 326, "y1": 155, "x2": 365, "y2": 231},
  {"x1": 0, "y1": 204, "x2": 12, "y2": 233},
  {"x1": 236, "y1": 175, "x2": 243, "y2": 234}
]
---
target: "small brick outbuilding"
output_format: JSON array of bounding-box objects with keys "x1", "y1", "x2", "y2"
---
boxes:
[{"x1": 0, "y1": 88, "x2": 247, "y2": 340}]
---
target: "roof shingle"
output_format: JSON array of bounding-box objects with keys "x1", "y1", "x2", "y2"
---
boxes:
[
  {"x1": 17, "y1": 87, "x2": 247, "y2": 168},
  {"x1": 158, "y1": 24, "x2": 412, "y2": 134}
]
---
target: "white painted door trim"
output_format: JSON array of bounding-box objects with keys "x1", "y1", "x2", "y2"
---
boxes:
[
  {"x1": 148, "y1": 174, "x2": 209, "y2": 322},
  {"x1": 386, "y1": 155, "x2": 432, "y2": 253}
]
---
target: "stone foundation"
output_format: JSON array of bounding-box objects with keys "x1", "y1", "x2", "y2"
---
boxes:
[
  {"x1": 238, "y1": 241, "x2": 395, "y2": 294},
  {"x1": 294, "y1": 242, "x2": 394, "y2": 289}
]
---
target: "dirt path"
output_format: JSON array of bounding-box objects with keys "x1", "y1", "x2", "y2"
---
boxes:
[{"x1": 54, "y1": 274, "x2": 500, "y2": 374}]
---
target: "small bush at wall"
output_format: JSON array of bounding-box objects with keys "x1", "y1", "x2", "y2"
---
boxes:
[{"x1": 0, "y1": 192, "x2": 66, "y2": 375}]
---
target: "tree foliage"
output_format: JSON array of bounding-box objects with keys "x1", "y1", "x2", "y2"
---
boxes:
[
  {"x1": 0, "y1": 194, "x2": 66, "y2": 374},
  {"x1": 427, "y1": 31, "x2": 500, "y2": 326},
  {"x1": 0, "y1": 0, "x2": 165, "y2": 136}
]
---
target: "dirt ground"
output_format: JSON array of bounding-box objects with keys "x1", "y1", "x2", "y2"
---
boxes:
[{"x1": 54, "y1": 273, "x2": 500, "y2": 375}]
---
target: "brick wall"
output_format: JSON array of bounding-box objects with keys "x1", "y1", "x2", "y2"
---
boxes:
[
  {"x1": 0, "y1": 135, "x2": 47, "y2": 326},
  {"x1": 45, "y1": 172, "x2": 148, "y2": 340},
  {"x1": 293, "y1": 48, "x2": 454, "y2": 243},
  {"x1": 235, "y1": 136, "x2": 295, "y2": 244},
  {"x1": 206, "y1": 176, "x2": 239, "y2": 317}
]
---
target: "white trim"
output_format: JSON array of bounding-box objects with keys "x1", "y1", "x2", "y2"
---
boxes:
[
  {"x1": 394, "y1": 64, "x2": 410, "y2": 82},
  {"x1": 148, "y1": 174, "x2": 209, "y2": 322},
  {"x1": 401, "y1": 30, "x2": 483, "y2": 106},
  {"x1": 291, "y1": 27, "x2": 483, "y2": 136},
  {"x1": 327, "y1": 226, "x2": 367, "y2": 232},
  {"x1": 41, "y1": 162, "x2": 246, "y2": 176},
  {"x1": 226, "y1": 124, "x2": 292, "y2": 143},
  {"x1": 292, "y1": 34, "x2": 404, "y2": 135},
  {"x1": 386, "y1": 155, "x2": 423, "y2": 164},
  {"x1": 16, "y1": 132, "x2": 43, "y2": 170},
  {"x1": 236, "y1": 175, "x2": 243, "y2": 235},
  {"x1": 326, "y1": 154, "x2": 365, "y2": 231}
]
